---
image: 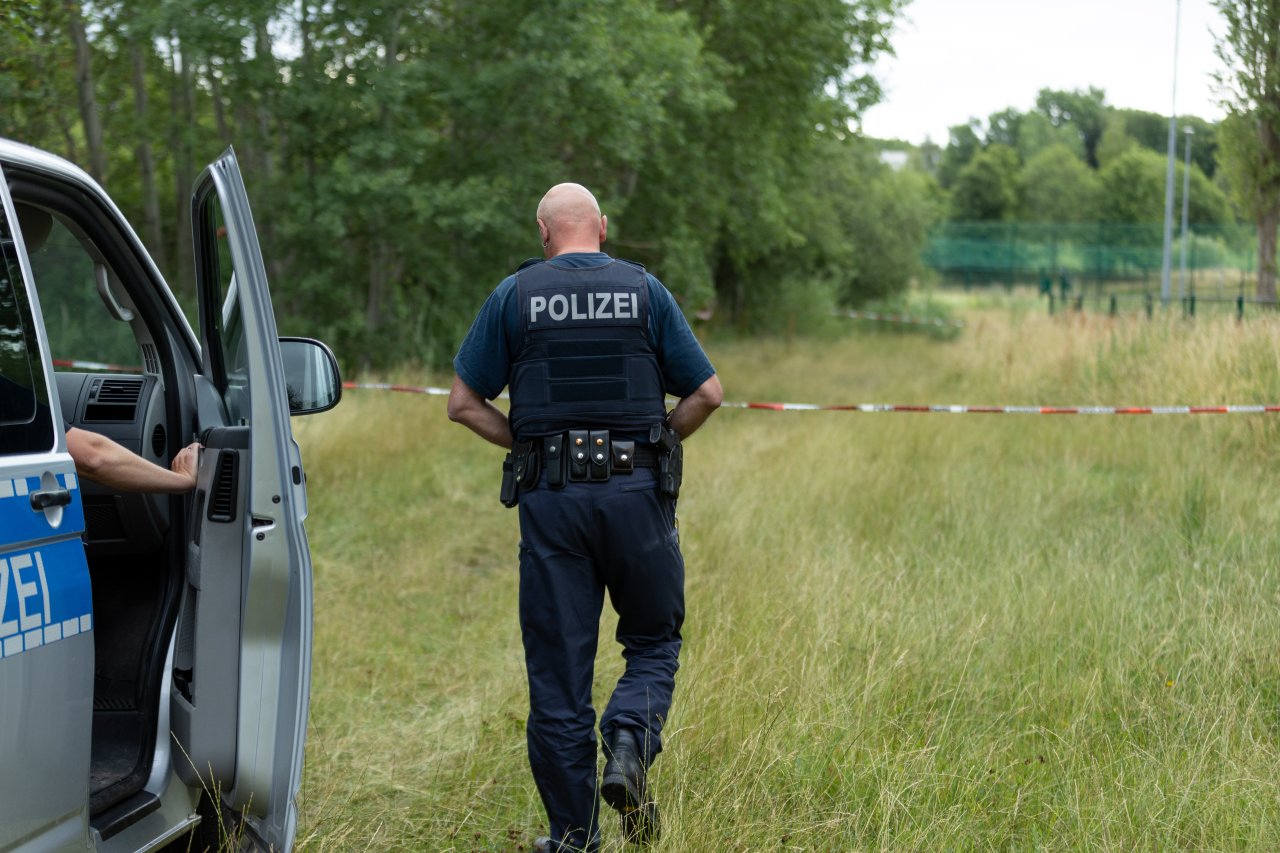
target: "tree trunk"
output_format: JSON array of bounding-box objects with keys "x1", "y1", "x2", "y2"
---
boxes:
[
  {"x1": 361, "y1": 9, "x2": 407, "y2": 366},
  {"x1": 1258, "y1": 206, "x2": 1279, "y2": 303},
  {"x1": 64, "y1": 0, "x2": 106, "y2": 181},
  {"x1": 298, "y1": 0, "x2": 317, "y2": 185},
  {"x1": 1258, "y1": 116, "x2": 1280, "y2": 303},
  {"x1": 208, "y1": 64, "x2": 232, "y2": 143},
  {"x1": 169, "y1": 35, "x2": 195, "y2": 292},
  {"x1": 130, "y1": 36, "x2": 167, "y2": 272},
  {"x1": 252, "y1": 20, "x2": 283, "y2": 284}
]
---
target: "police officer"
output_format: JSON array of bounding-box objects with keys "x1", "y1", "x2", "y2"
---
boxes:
[{"x1": 448, "y1": 183, "x2": 722, "y2": 851}]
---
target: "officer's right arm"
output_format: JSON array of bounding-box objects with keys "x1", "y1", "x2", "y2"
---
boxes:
[
  {"x1": 666, "y1": 373, "x2": 723, "y2": 440},
  {"x1": 67, "y1": 426, "x2": 200, "y2": 492},
  {"x1": 447, "y1": 375, "x2": 514, "y2": 449}
]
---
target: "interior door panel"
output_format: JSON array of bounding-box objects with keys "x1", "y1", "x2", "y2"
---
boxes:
[{"x1": 169, "y1": 426, "x2": 248, "y2": 790}]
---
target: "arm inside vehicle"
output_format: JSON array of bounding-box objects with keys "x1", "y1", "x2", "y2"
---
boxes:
[{"x1": 66, "y1": 426, "x2": 198, "y2": 492}]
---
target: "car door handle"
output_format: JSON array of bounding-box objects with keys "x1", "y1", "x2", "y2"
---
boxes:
[{"x1": 30, "y1": 488, "x2": 72, "y2": 511}]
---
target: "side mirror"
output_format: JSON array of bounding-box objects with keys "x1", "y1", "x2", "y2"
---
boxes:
[{"x1": 280, "y1": 337, "x2": 342, "y2": 415}]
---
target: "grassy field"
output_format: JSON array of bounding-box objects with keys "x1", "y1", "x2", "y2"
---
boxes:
[{"x1": 290, "y1": 302, "x2": 1280, "y2": 851}]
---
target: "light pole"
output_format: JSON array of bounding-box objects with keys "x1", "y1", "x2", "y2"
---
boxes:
[
  {"x1": 1160, "y1": 0, "x2": 1183, "y2": 306},
  {"x1": 1178, "y1": 125, "x2": 1194, "y2": 306}
]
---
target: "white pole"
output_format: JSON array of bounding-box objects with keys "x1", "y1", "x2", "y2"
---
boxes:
[
  {"x1": 1160, "y1": 0, "x2": 1182, "y2": 306},
  {"x1": 1178, "y1": 126, "x2": 1194, "y2": 306}
]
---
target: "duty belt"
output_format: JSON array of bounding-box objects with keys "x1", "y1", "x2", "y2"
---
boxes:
[
  {"x1": 547, "y1": 430, "x2": 658, "y2": 482},
  {"x1": 500, "y1": 425, "x2": 681, "y2": 507}
]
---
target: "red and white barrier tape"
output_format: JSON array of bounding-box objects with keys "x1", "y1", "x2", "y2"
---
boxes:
[
  {"x1": 344, "y1": 381, "x2": 455, "y2": 396},
  {"x1": 53, "y1": 358, "x2": 138, "y2": 371},
  {"x1": 840, "y1": 310, "x2": 965, "y2": 329},
  {"x1": 341, "y1": 382, "x2": 1280, "y2": 415}
]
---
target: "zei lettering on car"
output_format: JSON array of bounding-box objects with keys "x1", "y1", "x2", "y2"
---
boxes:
[{"x1": 0, "y1": 474, "x2": 92, "y2": 659}]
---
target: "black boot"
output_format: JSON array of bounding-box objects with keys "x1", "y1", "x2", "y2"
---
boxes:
[{"x1": 601, "y1": 727, "x2": 659, "y2": 844}]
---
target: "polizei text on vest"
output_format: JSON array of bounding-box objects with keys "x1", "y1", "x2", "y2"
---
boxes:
[{"x1": 529, "y1": 292, "x2": 640, "y2": 324}]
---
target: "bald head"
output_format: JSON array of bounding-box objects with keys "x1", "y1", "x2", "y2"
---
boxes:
[{"x1": 536, "y1": 183, "x2": 608, "y2": 258}]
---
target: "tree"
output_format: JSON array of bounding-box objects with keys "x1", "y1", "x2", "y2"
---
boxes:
[
  {"x1": 1094, "y1": 112, "x2": 1136, "y2": 168},
  {"x1": 1035, "y1": 87, "x2": 1107, "y2": 167},
  {"x1": 936, "y1": 118, "x2": 982, "y2": 188},
  {"x1": 949, "y1": 144, "x2": 1020, "y2": 221},
  {"x1": 1019, "y1": 144, "x2": 1099, "y2": 222},
  {"x1": 1016, "y1": 110, "x2": 1085, "y2": 163},
  {"x1": 1213, "y1": 0, "x2": 1280, "y2": 300},
  {"x1": 1098, "y1": 148, "x2": 1231, "y2": 228},
  {"x1": 1110, "y1": 108, "x2": 1218, "y2": 177},
  {"x1": 0, "y1": 0, "x2": 917, "y2": 366},
  {"x1": 985, "y1": 107, "x2": 1022, "y2": 149},
  {"x1": 64, "y1": 0, "x2": 106, "y2": 181}
]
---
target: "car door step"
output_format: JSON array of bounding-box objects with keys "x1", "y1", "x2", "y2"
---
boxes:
[{"x1": 91, "y1": 790, "x2": 161, "y2": 840}]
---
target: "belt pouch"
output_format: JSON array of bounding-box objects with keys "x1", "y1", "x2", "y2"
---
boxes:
[
  {"x1": 544, "y1": 435, "x2": 566, "y2": 488},
  {"x1": 500, "y1": 454, "x2": 519, "y2": 508},
  {"x1": 611, "y1": 440, "x2": 635, "y2": 474},
  {"x1": 589, "y1": 430, "x2": 610, "y2": 481},
  {"x1": 513, "y1": 440, "x2": 540, "y2": 489},
  {"x1": 568, "y1": 430, "x2": 590, "y2": 481}
]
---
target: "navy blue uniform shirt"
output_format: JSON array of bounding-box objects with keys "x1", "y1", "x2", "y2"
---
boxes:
[{"x1": 454, "y1": 253, "x2": 714, "y2": 403}]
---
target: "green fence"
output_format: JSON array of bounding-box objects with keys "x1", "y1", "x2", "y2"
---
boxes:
[{"x1": 924, "y1": 221, "x2": 1260, "y2": 298}]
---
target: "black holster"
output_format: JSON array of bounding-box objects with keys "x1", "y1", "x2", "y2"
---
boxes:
[
  {"x1": 499, "y1": 454, "x2": 518, "y2": 508},
  {"x1": 650, "y1": 422, "x2": 683, "y2": 499},
  {"x1": 500, "y1": 440, "x2": 541, "y2": 508}
]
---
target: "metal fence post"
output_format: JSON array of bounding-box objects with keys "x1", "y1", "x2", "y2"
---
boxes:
[
  {"x1": 1145, "y1": 292, "x2": 1154, "y2": 319},
  {"x1": 1109, "y1": 294, "x2": 1117, "y2": 316}
]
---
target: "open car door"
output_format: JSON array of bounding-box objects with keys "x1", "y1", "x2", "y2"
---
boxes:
[{"x1": 170, "y1": 148, "x2": 312, "y2": 851}]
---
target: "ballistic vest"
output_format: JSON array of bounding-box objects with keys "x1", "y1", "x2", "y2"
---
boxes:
[{"x1": 507, "y1": 258, "x2": 666, "y2": 439}]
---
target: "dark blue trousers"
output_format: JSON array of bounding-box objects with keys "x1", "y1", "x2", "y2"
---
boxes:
[{"x1": 517, "y1": 468, "x2": 684, "y2": 851}]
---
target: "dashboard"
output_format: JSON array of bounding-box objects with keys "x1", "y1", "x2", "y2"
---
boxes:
[{"x1": 57, "y1": 372, "x2": 171, "y2": 554}]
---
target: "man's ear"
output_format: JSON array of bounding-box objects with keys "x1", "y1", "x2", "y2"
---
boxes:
[
  {"x1": 599, "y1": 214, "x2": 608, "y2": 245},
  {"x1": 537, "y1": 218, "x2": 550, "y2": 245}
]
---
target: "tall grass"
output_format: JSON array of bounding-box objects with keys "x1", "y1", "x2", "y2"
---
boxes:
[{"x1": 292, "y1": 308, "x2": 1280, "y2": 851}]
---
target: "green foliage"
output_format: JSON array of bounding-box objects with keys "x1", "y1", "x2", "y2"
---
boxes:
[
  {"x1": 1035, "y1": 86, "x2": 1107, "y2": 167},
  {"x1": 1018, "y1": 144, "x2": 1098, "y2": 222},
  {"x1": 948, "y1": 144, "x2": 1020, "y2": 221},
  {"x1": 936, "y1": 119, "x2": 981, "y2": 189},
  {"x1": 1213, "y1": 0, "x2": 1280, "y2": 298},
  {"x1": 1016, "y1": 110, "x2": 1085, "y2": 163},
  {"x1": 1098, "y1": 148, "x2": 1231, "y2": 231},
  {"x1": 0, "y1": 0, "x2": 919, "y2": 369},
  {"x1": 1094, "y1": 112, "x2": 1136, "y2": 168},
  {"x1": 1111, "y1": 108, "x2": 1219, "y2": 178},
  {"x1": 816, "y1": 139, "x2": 941, "y2": 308},
  {"x1": 1217, "y1": 111, "x2": 1274, "y2": 224}
]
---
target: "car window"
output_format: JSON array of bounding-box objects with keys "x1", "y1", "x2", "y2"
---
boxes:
[
  {"x1": 0, "y1": 204, "x2": 55, "y2": 454},
  {"x1": 201, "y1": 195, "x2": 250, "y2": 424},
  {"x1": 21, "y1": 209, "x2": 139, "y2": 373}
]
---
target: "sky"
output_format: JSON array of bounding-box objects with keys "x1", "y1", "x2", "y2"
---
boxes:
[{"x1": 859, "y1": 0, "x2": 1228, "y2": 145}]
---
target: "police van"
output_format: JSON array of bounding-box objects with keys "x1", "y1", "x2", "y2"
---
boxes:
[{"x1": 0, "y1": 139, "x2": 340, "y2": 852}]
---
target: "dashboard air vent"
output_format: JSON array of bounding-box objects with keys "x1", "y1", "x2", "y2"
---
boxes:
[
  {"x1": 151, "y1": 423, "x2": 166, "y2": 457},
  {"x1": 207, "y1": 450, "x2": 239, "y2": 524},
  {"x1": 84, "y1": 377, "x2": 144, "y2": 422},
  {"x1": 97, "y1": 378, "x2": 142, "y2": 404},
  {"x1": 141, "y1": 343, "x2": 160, "y2": 375}
]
